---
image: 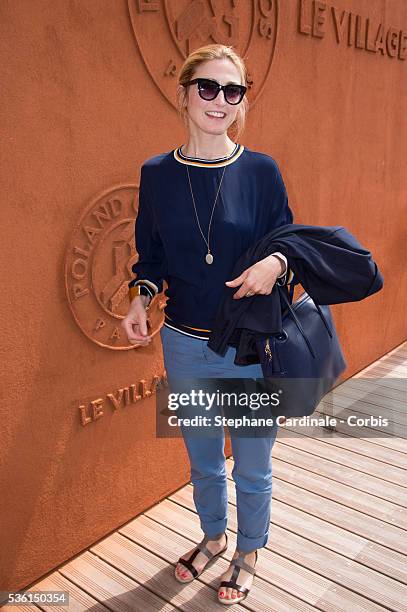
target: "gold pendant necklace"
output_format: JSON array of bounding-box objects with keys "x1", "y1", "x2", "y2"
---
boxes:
[{"x1": 185, "y1": 162, "x2": 227, "y2": 265}]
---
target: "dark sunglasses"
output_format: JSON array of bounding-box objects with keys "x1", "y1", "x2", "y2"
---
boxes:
[{"x1": 182, "y1": 78, "x2": 247, "y2": 105}]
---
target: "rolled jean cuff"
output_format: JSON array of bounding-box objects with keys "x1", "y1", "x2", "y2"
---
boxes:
[
  {"x1": 202, "y1": 520, "x2": 228, "y2": 538},
  {"x1": 236, "y1": 529, "x2": 269, "y2": 552}
]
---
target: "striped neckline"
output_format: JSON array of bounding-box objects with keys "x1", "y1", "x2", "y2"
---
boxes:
[{"x1": 173, "y1": 143, "x2": 245, "y2": 167}]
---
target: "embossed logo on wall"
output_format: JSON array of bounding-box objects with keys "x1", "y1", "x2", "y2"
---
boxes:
[
  {"x1": 128, "y1": 0, "x2": 279, "y2": 107},
  {"x1": 65, "y1": 184, "x2": 165, "y2": 349}
]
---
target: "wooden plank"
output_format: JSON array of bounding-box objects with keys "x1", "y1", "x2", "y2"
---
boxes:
[
  {"x1": 383, "y1": 347, "x2": 407, "y2": 356},
  {"x1": 275, "y1": 429, "x2": 407, "y2": 487},
  {"x1": 317, "y1": 381, "x2": 403, "y2": 405},
  {"x1": 90, "y1": 533, "x2": 237, "y2": 612},
  {"x1": 383, "y1": 353, "x2": 407, "y2": 362},
  {"x1": 316, "y1": 402, "x2": 407, "y2": 438},
  {"x1": 320, "y1": 398, "x2": 407, "y2": 428},
  {"x1": 313, "y1": 406, "x2": 407, "y2": 451},
  {"x1": 169, "y1": 483, "x2": 406, "y2": 583},
  {"x1": 150, "y1": 495, "x2": 364, "y2": 569},
  {"x1": 367, "y1": 361, "x2": 406, "y2": 379},
  {"x1": 228, "y1": 461, "x2": 407, "y2": 558},
  {"x1": 329, "y1": 384, "x2": 407, "y2": 418},
  {"x1": 59, "y1": 550, "x2": 177, "y2": 612},
  {"x1": 167, "y1": 487, "x2": 406, "y2": 609},
  {"x1": 271, "y1": 456, "x2": 407, "y2": 527},
  {"x1": 379, "y1": 355, "x2": 407, "y2": 368},
  {"x1": 276, "y1": 422, "x2": 407, "y2": 470},
  {"x1": 0, "y1": 606, "x2": 42, "y2": 611},
  {"x1": 354, "y1": 370, "x2": 407, "y2": 387},
  {"x1": 345, "y1": 378, "x2": 407, "y2": 403},
  {"x1": 357, "y1": 364, "x2": 407, "y2": 379},
  {"x1": 170, "y1": 488, "x2": 406, "y2": 582},
  {"x1": 228, "y1": 470, "x2": 407, "y2": 583},
  {"x1": 121, "y1": 511, "x2": 317, "y2": 612},
  {"x1": 360, "y1": 356, "x2": 407, "y2": 370},
  {"x1": 325, "y1": 386, "x2": 407, "y2": 416},
  {"x1": 263, "y1": 467, "x2": 406, "y2": 553},
  {"x1": 26, "y1": 573, "x2": 109, "y2": 612},
  {"x1": 365, "y1": 360, "x2": 407, "y2": 374},
  {"x1": 272, "y1": 440, "x2": 407, "y2": 506},
  {"x1": 321, "y1": 388, "x2": 406, "y2": 418},
  {"x1": 352, "y1": 374, "x2": 407, "y2": 390}
]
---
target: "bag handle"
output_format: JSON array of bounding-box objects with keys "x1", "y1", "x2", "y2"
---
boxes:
[{"x1": 276, "y1": 284, "x2": 333, "y2": 358}]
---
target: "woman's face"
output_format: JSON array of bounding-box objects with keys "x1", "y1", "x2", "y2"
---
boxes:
[{"x1": 185, "y1": 58, "x2": 243, "y2": 137}]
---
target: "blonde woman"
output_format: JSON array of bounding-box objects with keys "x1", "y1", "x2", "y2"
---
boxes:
[{"x1": 122, "y1": 44, "x2": 294, "y2": 605}]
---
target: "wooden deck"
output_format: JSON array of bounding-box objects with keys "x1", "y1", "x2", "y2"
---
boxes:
[{"x1": 4, "y1": 342, "x2": 407, "y2": 611}]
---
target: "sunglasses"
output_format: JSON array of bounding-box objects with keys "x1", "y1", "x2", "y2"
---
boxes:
[{"x1": 182, "y1": 78, "x2": 247, "y2": 105}]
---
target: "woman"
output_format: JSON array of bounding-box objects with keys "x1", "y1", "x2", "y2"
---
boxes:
[{"x1": 122, "y1": 44, "x2": 294, "y2": 605}]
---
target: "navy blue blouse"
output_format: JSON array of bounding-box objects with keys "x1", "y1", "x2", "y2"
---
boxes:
[{"x1": 128, "y1": 143, "x2": 294, "y2": 339}]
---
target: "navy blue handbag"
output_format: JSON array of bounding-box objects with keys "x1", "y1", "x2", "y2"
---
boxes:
[{"x1": 256, "y1": 284, "x2": 347, "y2": 418}]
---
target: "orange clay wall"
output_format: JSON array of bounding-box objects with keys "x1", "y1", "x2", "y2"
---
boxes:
[{"x1": 1, "y1": 0, "x2": 406, "y2": 591}]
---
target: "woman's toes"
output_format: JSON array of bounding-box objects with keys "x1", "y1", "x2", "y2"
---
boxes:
[
  {"x1": 219, "y1": 586, "x2": 230, "y2": 598},
  {"x1": 176, "y1": 563, "x2": 190, "y2": 579}
]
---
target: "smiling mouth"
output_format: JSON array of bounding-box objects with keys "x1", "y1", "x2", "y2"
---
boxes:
[{"x1": 205, "y1": 111, "x2": 226, "y2": 119}]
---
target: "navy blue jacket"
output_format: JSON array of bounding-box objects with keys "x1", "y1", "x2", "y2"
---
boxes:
[{"x1": 207, "y1": 223, "x2": 384, "y2": 365}]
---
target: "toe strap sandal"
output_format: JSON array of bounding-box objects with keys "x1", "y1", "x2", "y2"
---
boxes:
[
  {"x1": 175, "y1": 532, "x2": 228, "y2": 583},
  {"x1": 218, "y1": 549, "x2": 258, "y2": 605}
]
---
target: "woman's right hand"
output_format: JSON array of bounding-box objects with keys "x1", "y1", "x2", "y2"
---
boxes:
[{"x1": 121, "y1": 295, "x2": 152, "y2": 346}]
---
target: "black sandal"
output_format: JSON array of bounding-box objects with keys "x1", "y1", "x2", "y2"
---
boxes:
[
  {"x1": 174, "y1": 532, "x2": 228, "y2": 583},
  {"x1": 217, "y1": 549, "x2": 258, "y2": 605}
]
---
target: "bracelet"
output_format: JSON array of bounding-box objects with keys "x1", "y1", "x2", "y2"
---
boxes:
[
  {"x1": 271, "y1": 253, "x2": 287, "y2": 277},
  {"x1": 129, "y1": 284, "x2": 152, "y2": 304}
]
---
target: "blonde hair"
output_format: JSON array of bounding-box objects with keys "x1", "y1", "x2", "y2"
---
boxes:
[{"x1": 176, "y1": 44, "x2": 249, "y2": 142}]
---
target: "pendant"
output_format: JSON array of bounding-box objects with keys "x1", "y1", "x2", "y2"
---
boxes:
[{"x1": 205, "y1": 252, "x2": 214, "y2": 264}]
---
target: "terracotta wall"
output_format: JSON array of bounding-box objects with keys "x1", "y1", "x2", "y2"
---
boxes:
[{"x1": 1, "y1": 0, "x2": 406, "y2": 591}]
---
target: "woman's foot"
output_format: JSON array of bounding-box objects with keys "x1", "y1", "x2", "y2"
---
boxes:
[
  {"x1": 175, "y1": 532, "x2": 227, "y2": 581},
  {"x1": 218, "y1": 548, "x2": 257, "y2": 603}
]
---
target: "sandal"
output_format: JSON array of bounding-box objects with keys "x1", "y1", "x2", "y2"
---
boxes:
[
  {"x1": 217, "y1": 549, "x2": 258, "y2": 605},
  {"x1": 174, "y1": 532, "x2": 228, "y2": 583}
]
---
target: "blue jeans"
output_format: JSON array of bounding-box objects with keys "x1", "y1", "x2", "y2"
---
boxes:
[{"x1": 160, "y1": 324, "x2": 279, "y2": 552}]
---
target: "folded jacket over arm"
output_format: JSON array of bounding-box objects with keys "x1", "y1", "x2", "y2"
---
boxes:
[{"x1": 207, "y1": 223, "x2": 384, "y2": 365}]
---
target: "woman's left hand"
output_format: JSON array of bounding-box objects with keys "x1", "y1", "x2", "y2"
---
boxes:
[{"x1": 225, "y1": 254, "x2": 285, "y2": 299}]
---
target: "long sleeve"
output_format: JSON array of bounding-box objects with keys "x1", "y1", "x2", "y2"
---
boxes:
[
  {"x1": 128, "y1": 165, "x2": 166, "y2": 299},
  {"x1": 270, "y1": 162, "x2": 295, "y2": 286}
]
